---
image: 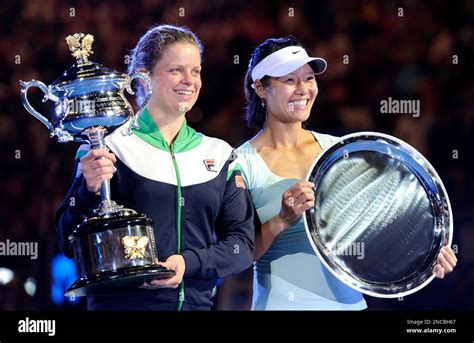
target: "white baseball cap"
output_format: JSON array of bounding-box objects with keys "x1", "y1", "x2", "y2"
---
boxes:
[{"x1": 251, "y1": 46, "x2": 327, "y2": 83}]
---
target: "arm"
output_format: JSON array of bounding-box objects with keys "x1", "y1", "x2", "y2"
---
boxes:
[
  {"x1": 54, "y1": 161, "x2": 101, "y2": 257},
  {"x1": 55, "y1": 147, "x2": 116, "y2": 257},
  {"x1": 254, "y1": 214, "x2": 287, "y2": 261},
  {"x1": 181, "y1": 168, "x2": 255, "y2": 280}
]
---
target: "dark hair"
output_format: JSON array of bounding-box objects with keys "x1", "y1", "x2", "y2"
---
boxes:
[
  {"x1": 244, "y1": 36, "x2": 304, "y2": 129},
  {"x1": 128, "y1": 24, "x2": 203, "y2": 103}
]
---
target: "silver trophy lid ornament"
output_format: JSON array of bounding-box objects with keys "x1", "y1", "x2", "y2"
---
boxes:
[{"x1": 20, "y1": 34, "x2": 175, "y2": 296}]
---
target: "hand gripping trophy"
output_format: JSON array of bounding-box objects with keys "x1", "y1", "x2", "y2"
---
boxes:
[{"x1": 20, "y1": 33, "x2": 175, "y2": 297}]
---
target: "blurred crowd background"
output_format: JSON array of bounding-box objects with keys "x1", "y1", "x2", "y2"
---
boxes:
[{"x1": 0, "y1": 0, "x2": 472, "y2": 310}]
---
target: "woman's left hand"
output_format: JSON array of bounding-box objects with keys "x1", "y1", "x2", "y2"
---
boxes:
[
  {"x1": 141, "y1": 255, "x2": 186, "y2": 289},
  {"x1": 434, "y1": 246, "x2": 457, "y2": 279}
]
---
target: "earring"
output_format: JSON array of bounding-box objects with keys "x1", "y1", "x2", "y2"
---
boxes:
[{"x1": 261, "y1": 100, "x2": 265, "y2": 107}]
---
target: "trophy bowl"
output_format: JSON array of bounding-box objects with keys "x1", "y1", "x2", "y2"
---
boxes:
[
  {"x1": 20, "y1": 33, "x2": 175, "y2": 297},
  {"x1": 20, "y1": 33, "x2": 152, "y2": 143},
  {"x1": 304, "y1": 132, "x2": 453, "y2": 298}
]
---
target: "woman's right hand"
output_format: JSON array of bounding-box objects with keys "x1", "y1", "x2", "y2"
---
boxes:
[
  {"x1": 279, "y1": 181, "x2": 315, "y2": 229},
  {"x1": 80, "y1": 149, "x2": 117, "y2": 194},
  {"x1": 254, "y1": 181, "x2": 315, "y2": 260}
]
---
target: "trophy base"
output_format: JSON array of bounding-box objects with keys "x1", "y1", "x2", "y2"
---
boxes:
[{"x1": 64, "y1": 264, "x2": 176, "y2": 297}]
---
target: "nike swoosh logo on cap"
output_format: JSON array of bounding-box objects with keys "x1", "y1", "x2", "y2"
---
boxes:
[{"x1": 292, "y1": 50, "x2": 300, "y2": 54}]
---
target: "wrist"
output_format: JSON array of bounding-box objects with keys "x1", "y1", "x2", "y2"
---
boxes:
[
  {"x1": 76, "y1": 177, "x2": 101, "y2": 209},
  {"x1": 86, "y1": 184, "x2": 99, "y2": 194},
  {"x1": 181, "y1": 250, "x2": 200, "y2": 277},
  {"x1": 273, "y1": 213, "x2": 290, "y2": 235}
]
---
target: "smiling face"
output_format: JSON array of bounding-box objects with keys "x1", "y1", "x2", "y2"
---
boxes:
[
  {"x1": 261, "y1": 63, "x2": 318, "y2": 124},
  {"x1": 148, "y1": 41, "x2": 202, "y2": 116}
]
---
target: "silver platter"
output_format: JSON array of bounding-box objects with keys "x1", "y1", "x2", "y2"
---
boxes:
[{"x1": 304, "y1": 132, "x2": 453, "y2": 298}]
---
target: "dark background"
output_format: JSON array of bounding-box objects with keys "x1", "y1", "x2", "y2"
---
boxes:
[{"x1": 0, "y1": 0, "x2": 472, "y2": 311}]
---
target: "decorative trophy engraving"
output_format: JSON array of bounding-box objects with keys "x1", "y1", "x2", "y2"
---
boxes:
[{"x1": 20, "y1": 33, "x2": 175, "y2": 297}]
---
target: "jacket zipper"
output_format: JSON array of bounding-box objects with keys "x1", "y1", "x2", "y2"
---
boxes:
[{"x1": 170, "y1": 145, "x2": 185, "y2": 311}]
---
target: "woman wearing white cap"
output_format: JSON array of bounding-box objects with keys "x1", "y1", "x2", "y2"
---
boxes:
[{"x1": 234, "y1": 37, "x2": 457, "y2": 310}]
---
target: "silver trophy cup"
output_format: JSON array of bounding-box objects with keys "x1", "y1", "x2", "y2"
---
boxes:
[{"x1": 20, "y1": 33, "x2": 174, "y2": 297}]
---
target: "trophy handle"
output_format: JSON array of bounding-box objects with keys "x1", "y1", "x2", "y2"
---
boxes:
[
  {"x1": 125, "y1": 72, "x2": 153, "y2": 135},
  {"x1": 19, "y1": 79, "x2": 59, "y2": 132}
]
